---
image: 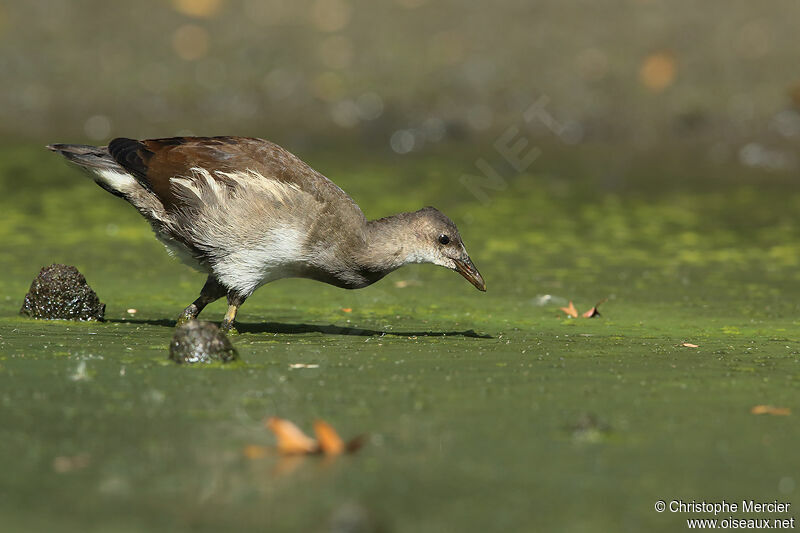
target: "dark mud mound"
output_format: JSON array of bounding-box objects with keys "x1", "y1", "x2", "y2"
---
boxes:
[
  {"x1": 20, "y1": 264, "x2": 105, "y2": 321},
  {"x1": 169, "y1": 320, "x2": 238, "y2": 364}
]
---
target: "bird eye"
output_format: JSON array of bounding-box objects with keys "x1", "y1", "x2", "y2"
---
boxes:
[{"x1": 438, "y1": 234, "x2": 450, "y2": 245}]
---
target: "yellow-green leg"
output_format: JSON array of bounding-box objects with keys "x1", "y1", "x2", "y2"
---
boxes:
[{"x1": 220, "y1": 291, "x2": 246, "y2": 334}]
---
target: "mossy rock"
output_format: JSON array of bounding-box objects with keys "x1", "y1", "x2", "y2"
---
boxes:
[{"x1": 20, "y1": 264, "x2": 105, "y2": 321}]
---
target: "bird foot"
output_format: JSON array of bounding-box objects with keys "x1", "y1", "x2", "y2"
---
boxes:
[
  {"x1": 221, "y1": 324, "x2": 239, "y2": 335},
  {"x1": 176, "y1": 304, "x2": 199, "y2": 327},
  {"x1": 176, "y1": 314, "x2": 196, "y2": 327}
]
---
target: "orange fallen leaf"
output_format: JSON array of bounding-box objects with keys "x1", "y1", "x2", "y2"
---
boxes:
[
  {"x1": 560, "y1": 299, "x2": 607, "y2": 318},
  {"x1": 242, "y1": 444, "x2": 269, "y2": 459},
  {"x1": 560, "y1": 301, "x2": 578, "y2": 318},
  {"x1": 751, "y1": 405, "x2": 791, "y2": 416},
  {"x1": 582, "y1": 298, "x2": 607, "y2": 318},
  {"x1": 341, "y1": 308, "x2": 352, "y2": 313},
  {"x1": 266, "y1": 417, "x2": 366, "y2": 457},
  {"x1": 680, "y1": 342, "x2": 699, "y2": 348},
  {"x1": 266, "y1": 417, "x2": 317, "y2": 455},
  {"x1": 314, "y1": 420, "x2": 345, "y2": 456}
]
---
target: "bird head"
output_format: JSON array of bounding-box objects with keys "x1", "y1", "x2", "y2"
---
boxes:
[{"x1": 405, "y1": 207, "x2": 486, "y2": 291}]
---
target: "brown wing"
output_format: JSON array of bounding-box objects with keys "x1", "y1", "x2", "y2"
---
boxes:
[{"x1": 107, "y1": 136, "x2": 359, "y2": 214}]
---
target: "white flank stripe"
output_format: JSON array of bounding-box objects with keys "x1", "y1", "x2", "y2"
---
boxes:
[
  {"x1": 171, "y1": 177, "x2": 202, "y2": 199},
  {"x1": 216, "y1": 169, "x2": 300, "y2": 204}
]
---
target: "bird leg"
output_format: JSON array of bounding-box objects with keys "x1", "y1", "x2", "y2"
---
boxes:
[
  {"x1": 177, "y1": 276, "x2": 226, "y2": 326},
  {"x1": 221, "y1": 291, "x2": 247, "y2": 333}
]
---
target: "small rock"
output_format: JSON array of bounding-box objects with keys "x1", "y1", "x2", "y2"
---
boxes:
[
  {"x1": 20, "y1": 264, "x2": 105, "y2": 321},
  {"x1": 568, "y1": 413, "x2": 611, "y2": 444},
  {"x1": 169, "y1": 320, "x2": 238, "y2": 364},
  {"x1": 327, "y1": 502, "x2": 385, "y2": 533}
]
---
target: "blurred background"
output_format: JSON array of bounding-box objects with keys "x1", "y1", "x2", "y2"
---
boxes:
[{"x1": 2, "y1": 0, "x2": 799, "y2": 171}]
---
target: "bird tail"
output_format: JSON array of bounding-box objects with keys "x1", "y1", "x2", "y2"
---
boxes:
[{"x1": 47, "y1": 143, "x2": 136, "y2": 199}]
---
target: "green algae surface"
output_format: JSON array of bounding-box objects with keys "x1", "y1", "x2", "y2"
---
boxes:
[{"x1": 0, "y1": 144, "x2": 798, "y2": 532}]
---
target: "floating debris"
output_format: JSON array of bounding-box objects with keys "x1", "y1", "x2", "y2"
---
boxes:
[
  {"x1": 394, "y1": 279, "x2": 422, "y2": 288},
  {"x1": 751, "y1": 405, "x2": 791, "y2": 416},
  {"x1": 534, "y1": 294, "x2": 567, "y2": 307}
]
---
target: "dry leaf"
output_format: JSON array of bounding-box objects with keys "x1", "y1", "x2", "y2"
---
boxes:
[
  {"x1": 560, "y1": 299, "x2": 607, "y2": 318},
  {"x1": 314, "y1": 420, "x2": 345, "y2": 456},
  {"x1": 751, "y1": 405, "x2": 791, "y2": 416},
  {"x1": 679, "y1": 342, "x2": 699, "y2": 348},
  {"x1": 266, "y1": 417, "x2": 317, "y2": 455},
  {"x1": 266, "y1": 417, "x2": 366, "y2": 457},
  {"x1": 242, "y1": 444, "x2": 269, "y2": 459},
  {"x1": 582, "y1": 298, "x2": 607, "y2": 318},
  {"x1": 560, "y1": 301, "x2": 578, "y2": 318},
  {"x1": 341, "y1": 308, "x2": 352, "y2": 313}
]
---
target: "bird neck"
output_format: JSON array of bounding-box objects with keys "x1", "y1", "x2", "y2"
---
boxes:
[{"x1": 356, "y1": 212, "x2": 420, "y2": 275}]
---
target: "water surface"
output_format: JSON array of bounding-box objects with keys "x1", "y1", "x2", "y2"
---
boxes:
[{"x1": 0, "y1": 144, "x2": 798, "y2": 531}]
